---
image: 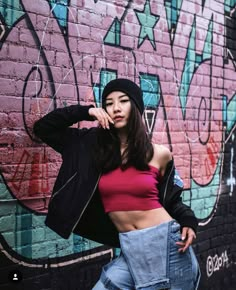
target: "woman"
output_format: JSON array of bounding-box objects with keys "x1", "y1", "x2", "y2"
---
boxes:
[{"x1": 33, "y1": 78, "x2": 200, "y2": 290}]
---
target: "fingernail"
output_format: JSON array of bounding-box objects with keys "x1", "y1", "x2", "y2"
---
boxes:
[{"x1": 182, "y1": 236, "x2": 185, "y2": 241}]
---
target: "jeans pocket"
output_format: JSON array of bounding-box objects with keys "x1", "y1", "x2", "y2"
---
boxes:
[{"x1": 169, "y1": 242, "x2": 192, "y2": 283}]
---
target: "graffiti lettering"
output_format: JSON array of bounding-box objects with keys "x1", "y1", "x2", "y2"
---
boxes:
[{"x1": 206, "y1": 251, "x2": 230, "y2": 277}]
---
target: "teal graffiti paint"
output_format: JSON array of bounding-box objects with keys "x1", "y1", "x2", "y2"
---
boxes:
[
  {"x1": 93, "y1": 70, "x2": 117, "y2": 107},
  {"x1": 135, "y1": 0, "x2": 160, "y2": 49},
  {"x1": 226, "y1": 94, "x2": 236, "y2": 132},
  {"x1": 179, "y1": 17, "x2": 196, "y2": 115},
  {"x1": 179, "y1": 17, "x2": 212, "y2": 116},
  {"x1": 15, "y1": 205, "x2": 32, "y2": 258},
  {"x1": 0, "y1": 0, "x2": 24, "y2": 27},
  {"x1": 165, "y1": 0, "x2": 183, "y2": 33},
  {"x1": 104, "y1": 17, "x2": 121, "y2": 46},
  {"x1": 224, "y1": 0, "x2": 236, "y2": 13},
  {"x1": 140, "y1": 74, "x2": 160, "y2": 108},
  {"x1": 73, "y1": 234, "x2": 101, "y2": 253}
]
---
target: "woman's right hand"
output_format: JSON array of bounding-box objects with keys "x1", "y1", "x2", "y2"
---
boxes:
[{"x1": 88, "y1": 107, "x2": 114, "y2": 129}]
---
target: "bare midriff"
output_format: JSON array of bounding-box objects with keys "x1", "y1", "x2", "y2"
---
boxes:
[{"x1": 108, "y1": 207, "x2": 173, "y2": 233}]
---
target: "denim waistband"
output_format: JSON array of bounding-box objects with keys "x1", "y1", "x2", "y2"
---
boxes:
[
  {"x1": 118, "y1": 220, "x2": 177, "y2": 289},
  {"x1": 119, "y1": 219, "x2": 179, "y2": 237}
]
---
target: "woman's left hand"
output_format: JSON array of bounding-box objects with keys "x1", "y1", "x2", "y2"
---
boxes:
[{"x1": 176, "y1": 227, "x2": 196, "y2": 253}]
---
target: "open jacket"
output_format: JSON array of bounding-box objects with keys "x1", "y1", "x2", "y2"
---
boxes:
[{"x1": 33, "y1": 104, "x2": 198, "y2": 248}]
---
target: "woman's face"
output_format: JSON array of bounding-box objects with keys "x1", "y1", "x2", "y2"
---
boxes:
[{"x1": 105, "y1": 91, "x2": 131, "y2": 129}]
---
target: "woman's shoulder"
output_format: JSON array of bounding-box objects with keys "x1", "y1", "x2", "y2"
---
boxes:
[
  {"x1": 152, "y1": 144, "x2": 172, "y2": 168},
  {"x1": 153, "y1": 144, "x2": 171, "y2": 157}
]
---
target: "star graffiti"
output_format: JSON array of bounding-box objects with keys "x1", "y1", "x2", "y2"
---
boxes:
[{"x1": 134, "y1": 0, "x2": 160, "y2": 50}]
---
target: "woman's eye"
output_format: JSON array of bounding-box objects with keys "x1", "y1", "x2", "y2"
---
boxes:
[{"x1": 121, "y1": 99, "x2": 129, "y2": 103}]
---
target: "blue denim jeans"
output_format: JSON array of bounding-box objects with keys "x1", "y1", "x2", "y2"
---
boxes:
[{"x1": 92, "y1": 220, "x2": 200, "y2": 290}]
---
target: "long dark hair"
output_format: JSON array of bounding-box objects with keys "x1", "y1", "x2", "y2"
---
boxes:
[{"x1": 94, "y1": 100, "x2": 154, "y2": 172}]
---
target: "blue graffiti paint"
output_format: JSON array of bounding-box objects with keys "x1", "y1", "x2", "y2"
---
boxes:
[
  {"x1": 165, "y1": 0, "x2": 183, "y2": 32},
  {"x1": 48, "y1": 0, "x2": 68, "y2": 28},
  {"x1": 140, "y1": 74, "x2": 160, "y2": 108}
]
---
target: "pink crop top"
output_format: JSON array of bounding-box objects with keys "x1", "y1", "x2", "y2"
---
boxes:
[{"x1": 98, "y1": 165, "x2": 163, "y2": 213}]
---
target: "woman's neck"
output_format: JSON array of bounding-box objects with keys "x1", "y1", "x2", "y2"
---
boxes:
[
  {"x1": 117, "y1": 132, "x2": 128, "y2": 157},
  {"x1": 117, "y1": 128, "x2": 128, "y2": 145}
]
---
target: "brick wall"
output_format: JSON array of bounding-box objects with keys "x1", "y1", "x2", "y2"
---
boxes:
[{"x1": 0, "y1": 0, "x2": 236, "y2": 289}]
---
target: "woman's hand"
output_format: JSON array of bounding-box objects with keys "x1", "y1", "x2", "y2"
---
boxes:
[
  {"x1": 176, "y1": 227, "x2": 196, "y2": 252},
  {"x1": 89, "y1": 107, "x2": 114, "y2": 129}
]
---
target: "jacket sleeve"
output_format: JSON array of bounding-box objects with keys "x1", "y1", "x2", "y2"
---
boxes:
[
  {"x1": 159, "y1": 160, "x2": 198, "y2": 233},
  {"x1": 167, "y1": 195, "x2": 199, "y2": 233},
  {"x1": 33, "y1": 104, "x2": 94, "y2": 153}
]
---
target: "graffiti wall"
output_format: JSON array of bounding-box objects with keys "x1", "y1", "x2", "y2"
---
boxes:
[{"x1": 0, "y1": 0, "x2": 236, "y2": 289}]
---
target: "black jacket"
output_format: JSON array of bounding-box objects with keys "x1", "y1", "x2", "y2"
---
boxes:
[{"x1": 33, "y1": 104, "x2": 198, "y2": 248}]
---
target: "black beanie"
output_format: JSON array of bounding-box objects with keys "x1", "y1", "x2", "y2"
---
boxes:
[{"x1": 102, "y1": 78, "x2": 144, "y2": 115}]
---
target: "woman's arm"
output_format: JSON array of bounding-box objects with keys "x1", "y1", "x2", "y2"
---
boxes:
[
  {"x1": 155, "y1": 146, "x2": 198, "y2": 251},
  {"x1": 152, "y1": 144, "x2": 172, "y2": 176},
  {"x1": 33, "y1": 104, "x2": 94, "y2": 153},
  {"x1": 168, "y1": 197, "x2": 198, "y2": 252},
  {"x1": 33, "y1": 105, "x2": 114, "y2": 154}
]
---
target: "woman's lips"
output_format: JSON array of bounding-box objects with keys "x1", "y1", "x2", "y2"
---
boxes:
[{"x1": 114, "y1": 117, "x2": 123, "y2": 122}]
